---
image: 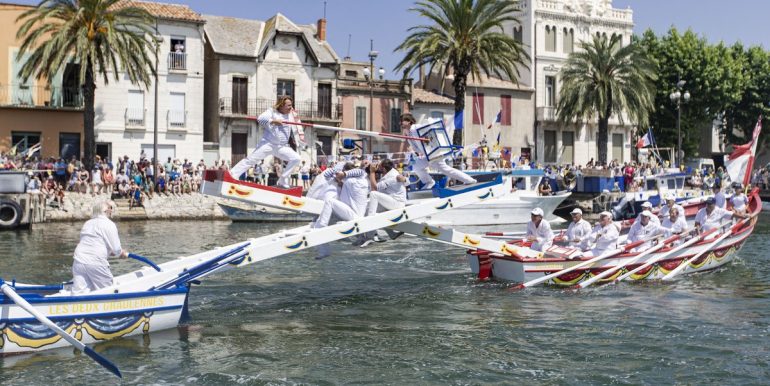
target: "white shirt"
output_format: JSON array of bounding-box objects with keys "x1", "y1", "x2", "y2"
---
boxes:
[
  {"x1": 257, "y1": 108, "x2": 297, "y2": 145},
  {"x1": 339, "y1": 169, "x2": 370, "y2": 217},
  {"x1": 376, "y1": 168, "x2": 408, "y2": 203},
  {"x1": 73, "y1": 216, "x2": 123, "y2": 267},
  {"x1": 695, "y1": 207, "x2": 733, "y2": 232},
  {"x1": 407, "y1": 125, "x2": 428, "y2": 159},
  {"x1": 714, "y1": 191, "x2": 727, "y2": 209},
  {"x1": 627, "y1": 219, "x2": 664, "y2": 251},
  {"x1": 636, "y1": 211, "x2": 661, "y2": 226},
  {"x1": 588, "y1": 222, "x2": 620, "y2": 255},
  {"x1": 526, "y1": 219, "x2": 554, "y2": 252},
  {"x1": 661, "y1": 215, "x2": 689, "y2": 238},
  {"x1": 565, "y1": 218, "x2": 592, "y2": 250},
  {"x1": 731, "y1": 193, "x2": 747, "y2": 211}
]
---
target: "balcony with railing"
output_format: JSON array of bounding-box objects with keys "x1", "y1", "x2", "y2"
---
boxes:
[
  {"x1": 219, "y1": 97, "x2": 342, "y2": 121},
  {"x1": 537, "y1": 106, "x2": 630, "y2": 125},
  {"x1": 125, "y1": 108, "x2": 146, "y2": 129},
  {"x1": 0, "y1": 84, "x2": 83, "y2": 109},
  {"x1": 168, "y1": 52, "x2": 187, "y2": 71},
  {"x1": 167, "y1": 109, "x2": 187, "y2": 130}
]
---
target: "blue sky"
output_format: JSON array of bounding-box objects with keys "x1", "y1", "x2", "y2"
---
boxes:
[{"x1": 11, "y1": 1, "x2": 770, "y2": 79}]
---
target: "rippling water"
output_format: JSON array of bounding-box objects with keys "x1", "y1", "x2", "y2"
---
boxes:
[{"x1": 1, "y1": 215, "x2": 769, "y2": 385}]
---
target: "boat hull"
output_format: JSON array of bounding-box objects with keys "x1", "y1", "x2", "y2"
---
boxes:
[
  {"x1": 0, "y1": 287, "x2": 188, "y2": 354},
  {"x1": 468, "y1": 216, "x2": 756, "y2": 286},
  {"x1": 414, "y1": 192, "x2": 570, "y2": 226},
  {"x1": 218, "y1": 202, "x2": 316, "y2": 222}
]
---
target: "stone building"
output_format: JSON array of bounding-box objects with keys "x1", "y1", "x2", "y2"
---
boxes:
[{"x1": 203, "y1": 13, "x2": 341, "y2": 167}]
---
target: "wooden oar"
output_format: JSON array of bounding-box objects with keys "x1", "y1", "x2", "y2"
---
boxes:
[
  {"x1": 279, "y1": 121, "x2": 429, "y2": 142},
  {"x1": 612, "y1": 227, "x2": 719, "y2": 284},
  {"x1": 661, "y1": 216, "x2": 753, "y2": 281},
  {"x1": 128, "y1": 253, "x2": 161, "y2": 272},
  {"x1": 575, "y1": 233, "x2": 675, "y2": 289},
  {"x1": 0, "y1": 280, "x2": 122, "y2": 378}
]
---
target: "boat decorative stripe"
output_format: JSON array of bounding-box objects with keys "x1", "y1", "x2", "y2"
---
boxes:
[
  {"x1": 2, "y1": 312, "x2": 152, "y2": 349},
  {"x1": 435, "y1": 199, "x2": 453, "y2": 210},
  {"x1": 462, "y1": 236, "x2": 480, "y2": 247},
  {"x1": 550, "y1": 270, "x2": 588, "y2": 286},
  {"x1": 389, "y1": 210, "x2": 409, "y2": 223},
  {"x1": 285, "y1": 236, "x2": 309, "y2": 250},
  {"x1": 227, "y1": 184, "x2": 253, "y2": 198},
  {"x1": 477, "y1": 189, "x2": 494, "y2": 199},
  {"x1": 421, "y1": 226, "x2": 441, "y2": 237},
  {"x1": 338, "y1": 223, "x2": 361, "y2": 235},
  {"x1": 281, "y1": 196, "x2": 305, "y2": 209}
]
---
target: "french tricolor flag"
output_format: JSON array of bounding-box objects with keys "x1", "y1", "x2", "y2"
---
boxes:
[{"x1": 636, "y1": 128, "x2": 653, "y2": 149}]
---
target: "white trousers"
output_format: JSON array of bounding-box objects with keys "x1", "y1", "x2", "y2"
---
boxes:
[
  {"x1": 72, "y1": 261, "x2": 113, "y2": 294},
  {"x1": 312, "y1": 191, "x2": 359, "y2": 257},
  {"x1": 230, "y1": 140, "x2": 301, "y2": 185},
  {"x1": 366, "y1": 191, "x2": 405, "y2": 216},
  {"x1": 413, "y1": 157, "x2": 476, "y2": 185}
]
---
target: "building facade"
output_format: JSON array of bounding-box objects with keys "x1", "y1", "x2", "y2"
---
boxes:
[
  {"x1": 93, "y1": 2, "x2": 206, "y2": 164},
  {"x1": 507, "y1": 0, "x2": 636, "y2": 165},
  {"x1": 0, "y1": 3, "x2": 83, "y2": 160},
  {"x1": 204, "y1": 13, "x2": 341, "y2": 167},
  {"x1": 337, "y1": 60, "x2": 412, "y2": 157}
]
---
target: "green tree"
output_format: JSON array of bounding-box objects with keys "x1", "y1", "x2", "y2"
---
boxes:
[
  {"x1": 556, "y1": 34, "x2": 657, "y2": 164},
  {"x1": 394, "y1": 0, "x2": 529, "y2": 145},
  {"x1": 16, "y1": 0, "x2": 157, "y2": 171}
]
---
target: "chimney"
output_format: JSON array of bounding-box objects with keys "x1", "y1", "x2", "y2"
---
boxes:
[{"x1": 317, "y1": 18, "x2": 327, "y2": 41}]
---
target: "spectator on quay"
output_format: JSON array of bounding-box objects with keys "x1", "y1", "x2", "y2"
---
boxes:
[
  {"x1": 54, "y1": 158, "x2": 67, "y2": 185},
  {"x1": 66, "y1": 170, "x2": 79, "y2": 191},
  {"x1": 143, "y1": 174, "x2": 154, "y2": 199},
  {"x1": 196, "y1": 159, "x2": 206, "y2": 174},
  {"x1": 181, "y1": 174, "x2": 192, "y2": 194},
  {"x1": 192, "y1": 171, "x2": 203, "y2": 192},
  {"x1": 169, "y1": 167, "x2": 181, "y2": 195},
  {"x1": 246, "y1": 166, "x2": 256, "y2": 182},
  {"x1": 102, "y1": 166, "x2": 114, "y2": 197},
  {"x1": 26, "y1": 171, "x2": 41, "y2": 192},
  {"x1": 272, "y1": 159, "x2": 283, "y2": 185},
  {"x1": 146, "y1": 159, "x2": 155, "y2": 183},
  {"x1": 77, "y1": 168, "x2": 90, "y2": 194},
  {"x1": 129, "y1": 181, "x2": 143, "y2": 209},
  {"x1": 291, "y1": 165, "x2": 300, "y2": 187},
  {"x1": 300, "y1": 161, "x2": 310, "y2": 190},
  {"x1": 53, "y1": 183, "x2": 65, "y2": 208},
  {"x1": 183, "y1": 158, "x2": 193, "y2": 174},
  {"x1": 164, "y1": 157, "x2": 173, "y2": 177},
  {"x1": 117, "y1": 179, "x2": 130, "y2": 198},
  {"x1": 91, "y1": 166, "x2": 104, "y2": 196},
  {"x1": 156, "y1": 166, "x2": 168, "y2": 195}
]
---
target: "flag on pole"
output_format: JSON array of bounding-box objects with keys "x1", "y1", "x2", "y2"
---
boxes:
[
  {"x1": 636, "y1": 128, "x2": 654, "y2": 149},
  {"x1": 22, "y1": 142, "x2": 41, "y2": 159},
  {"x1": 725, "y1": 116, "x2": 762, "y2": 187},
  {"x1": 453, "y1": 110, "x2": 464, "y2": 131},
  {"x1": 487, "y1": 110, "x2": 501, "y2": 129}
]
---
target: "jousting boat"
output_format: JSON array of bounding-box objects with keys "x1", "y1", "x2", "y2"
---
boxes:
[{"x1": 468, "y1": 189, "x2": 761, "y2": 288}]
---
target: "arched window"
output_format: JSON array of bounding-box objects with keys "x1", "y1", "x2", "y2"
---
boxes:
[
  {"x1": 545, "y1": 25, "x2": 556, "y2": 52},
  {"x1": 563, "y1": 28, "x2": 574, "y2": 53}
]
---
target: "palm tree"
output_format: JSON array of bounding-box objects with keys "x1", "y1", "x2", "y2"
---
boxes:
[
  {"x1": 395, "y1": 0, "x2": 529, "y2": 145},
  {"x1": 556, "y1": 34, "x2": 657, "y2": 164},
  {"x1": 16, "y1": 0, "x2": 157, "y2": 172}
]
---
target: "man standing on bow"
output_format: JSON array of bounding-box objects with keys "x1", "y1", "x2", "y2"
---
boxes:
[
  {"x1": 71, "y1": 200, "x2": 128, "y2": 294},
  {"x1": 230, "y1": 96, "x2": 303, "y2": 188},
  {"x1": 402, "y1": 113, "x2": 476, "y2": 190}
]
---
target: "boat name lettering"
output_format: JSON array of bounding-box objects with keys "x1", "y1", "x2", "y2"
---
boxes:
[{"x1": 47, "y1": 297, "x2": 165, "y2": 315}]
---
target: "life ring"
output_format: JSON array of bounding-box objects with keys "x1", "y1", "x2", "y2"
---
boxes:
[{"x1": 0, "y1": 199, "x2": 22, "y2": 230}]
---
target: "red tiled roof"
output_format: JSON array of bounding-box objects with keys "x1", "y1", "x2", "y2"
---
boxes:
[
  {"x1": 413, "y1": 88, "x2": 454, "y2": 105},
  {"x1": 118, "y1": 0, "x2": 204, "y2": 23}
]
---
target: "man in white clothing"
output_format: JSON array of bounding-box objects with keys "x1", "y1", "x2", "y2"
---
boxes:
[
  {"x1": 584, "y1": 211, "x2": 620, "y2": 257},
  {"x1": 730, "y1": 184, "x2": 748, "y2": 214},
  {"x1": 565, "y1": 208, "x2": 592, "y2": 251},
  {"x1": 230, "y1": 96, "x2": 303, "y2": 188},
  {"x1": 638, "y1": 201, "x2": 661, "y2": 226},
  {"x1": 658, "y1": 192, "x2": 684, "y2": 218},
  {"x1": 360, "y1": 159, "x2": 409, "y2": 246},
  {"x1": 695, "y1": 197, "x2": 745, "y2": 233},
  {"x1": 71, "y1": 200, "x2": 128, "y2": 294},
  {"x1": 401, "y1": 113, "x2": 476, "y2": 190},
  {"x1": 661, "y1": 206, "x2": 689, "y2": 243},
  {"x1": 312, "y1": 163, "x2": 370, "y2": 259},
  {"x1": 712, "y1": 184, "x2": 727, "y2": 209},
  {"x1": 526, "y1": 207, "x2": 554, "y2": 252},
  {"x1": 626, "y1": 211, "x2": 664, "y2": 252}
]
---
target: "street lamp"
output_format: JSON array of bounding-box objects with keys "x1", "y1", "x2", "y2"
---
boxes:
[
  {"x1": 669, "y1": 79, "x2": 690, "y2": 167},
  {"x1": 153, "y1": 22, "x2": 163, "y2": 177},
  {"x1": 363, "y1": 41, "x2": 379, "y2": 157}
]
